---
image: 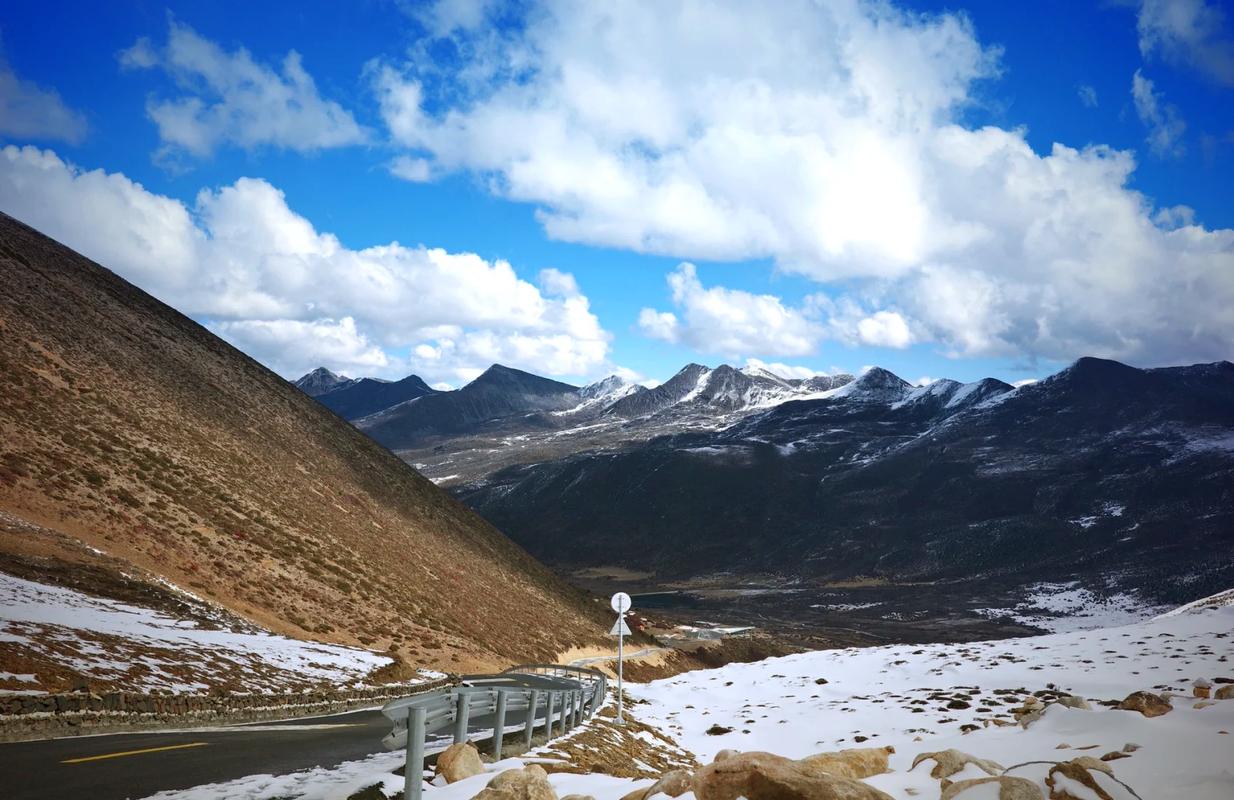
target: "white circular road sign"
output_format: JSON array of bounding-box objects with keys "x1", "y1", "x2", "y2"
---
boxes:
[{"x1": 610, "y1": 592, "x2": 632, "y2": 614}]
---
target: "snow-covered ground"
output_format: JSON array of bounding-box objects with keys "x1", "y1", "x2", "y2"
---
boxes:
[
  {"x1": 635, "y1": 596, "x2": 1234, "y2": 799},
  {"x1": 976, "y1": 581, "x2": 1167, "y2": 633},
  {"x1": 0, "y1": 573, "x2": 393, "y2": 693},
  {"x1": 150, "y1": 592, "x2": 1234, "y2": 799}
]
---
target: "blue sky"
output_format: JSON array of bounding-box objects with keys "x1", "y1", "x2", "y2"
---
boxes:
[{"x1": 1, "y1": 0, "x2": 1232, "y2": 388}]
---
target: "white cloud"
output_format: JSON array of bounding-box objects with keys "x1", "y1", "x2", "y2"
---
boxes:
[
  {"x1": 1138, "y1": 0, "x2": 1234, "y2": 85},
  {"x1": 1077, "y1": 84, "x2": 1098, "y2": 107},
  {"x1": 120, "y1": 21, "x2": 367, "y2": 158},
  {"x1": 370, "y1": 0, "x2": 1234, "y2": 368},
  {"x1": 0, "y1": 145, "x2": 610, "y2": 384},
  {"x1": 0, "y1": 56, "x2": 87, "y2": 144},
  {"x1": 1131, "y1": 70, "x2": 1186, "y2": 158},
  {"x1": 640, "y1": 263, "x2": 821, "y2": 358}
]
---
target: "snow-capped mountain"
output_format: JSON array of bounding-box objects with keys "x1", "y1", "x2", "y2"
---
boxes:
[{"x1": 455, "y1": 357, "x2": 1234, "y2": 615}]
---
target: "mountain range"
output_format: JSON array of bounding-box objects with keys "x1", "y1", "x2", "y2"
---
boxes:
[
  {"x1": 296, "y1": 355, "x2": 1234, "y2": 613},
  {"x1": 0, "y1": 212, "x2": 607, "y2": 686}
]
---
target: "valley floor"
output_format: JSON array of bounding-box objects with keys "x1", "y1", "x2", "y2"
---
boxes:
[{"x1": 131, "y1": 592, "x2": 1234, "y2": 800}]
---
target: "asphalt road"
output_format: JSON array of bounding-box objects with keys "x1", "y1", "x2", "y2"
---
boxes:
[{"x1": 0, "y1": 699, "x2": 558, "y2": 800}]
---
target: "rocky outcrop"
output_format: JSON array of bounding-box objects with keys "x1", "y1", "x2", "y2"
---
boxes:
[
  {"x1": 941, "y1": 776, "x2": 1043, "y2": 799},
  {"x1": 1116, "y1": 691, "x2": 1172, "y2": 717},
  {"x1": 1045, "y1": 760, "x2": 1129, "y2": 800},
  {"x1": 798, "y1": 746, "x2": 894, "y2": 780},
  {"x1": 910, "y1": 749, "x2": 1004, "y2": 779},
  {"x1": 437, "y1": 742, "x2": 484, "y2": 784},
  {"x1": 692, "y1": 751, "x2": 893, "y2": 800},
  {"x1": 473, "y1": 764, "x2": 557, "y2": 800}
]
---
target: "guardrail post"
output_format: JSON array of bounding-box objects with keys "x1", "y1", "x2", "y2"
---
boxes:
[
  {"x1": 525, "y1": 689, "x2": 539, "y2": 748},
  {"x1": 575, "y1": 689, "x2": 583, "y2": 725},
  {"x1": 404, "y1": 706, "x2": 426, "y2": 800},
  {"x1": 493, "y1": 689, "x2": 508, "y2": 760},
  {"x1": 453, "y1": 691, "x2": 470, "y2": 744},
  {"x1": 546, "y1": 691, "x2": 556, "y2": 739},
  {"x1": 568, "y1": 690, "x2": 577, "y2": 729}
]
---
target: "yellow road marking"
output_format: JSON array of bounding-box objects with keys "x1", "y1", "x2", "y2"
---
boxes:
[{"x1": 61, "y1": 742, "x2": 209, "y2": 764}]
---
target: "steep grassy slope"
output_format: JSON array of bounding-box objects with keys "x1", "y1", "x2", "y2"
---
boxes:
[{"x1": 0, "y1": 212, "x2": 607, "y2": 676}]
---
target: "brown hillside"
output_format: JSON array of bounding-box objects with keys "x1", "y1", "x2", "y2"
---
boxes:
[{"x1": 0, "y1": 212, "x2": 608, "y2": 676}]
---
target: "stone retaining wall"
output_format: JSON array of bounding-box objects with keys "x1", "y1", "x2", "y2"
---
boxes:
[{"x1": 0, "y1": 676, "x2": 456, "y2": 742}]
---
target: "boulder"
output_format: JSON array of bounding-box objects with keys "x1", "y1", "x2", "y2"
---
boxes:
[
  {"x1": 472, "y1": 765, "x2": 557, "y2": 800},
  {"x1": 910, "y1": 749, "x2": 1004, "y2": 779},
  {"x1": 714, "y1": 749, "x2": 742, "y2": 763},
  {"x1": 1045, "y1": 761, "x2": 1130, "y2": 800},
  {"x1": 1215, "y1": 685, "x2": 1234, "y2": 700},
  {"x1": 693, "y1": 750, "x2": 893, "y2": 800},
  {"x1": 799, "y1": 746, "x2": 894, "y2": 780},
  {"x1": 1116, "y1": 691, "x2": 1171, "y2": 717},
  {"x1": 941, "y1": 776, "x2": 1043, "y2": 799},
  {"x1": 1054, "y1": 696, "x2": 1090, "y2": 711},
  {"x1": 436, "y1": 742, "x2": 484, "y2": 784},
  {"x1": 1192, "y1": 679, "x2": 1212, "y2": 699},
  {"x1": 621, "y1": 770, "x2": 694, "y2": 800}
]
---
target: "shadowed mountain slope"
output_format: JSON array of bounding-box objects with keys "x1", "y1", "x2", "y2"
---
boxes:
[{"x1": 0, "y1": 212, "x2": 607, "y2": 676}]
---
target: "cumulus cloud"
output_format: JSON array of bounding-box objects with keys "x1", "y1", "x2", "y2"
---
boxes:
[
  {"x1": 0, "y1": 145, "x2": 610, "y2": 384},
  {"x1": 1137, "y1": 0, "x2": 1234, "y2": 85},
  {"x1": 1132, "y1": 70, "x2": 1186, "y2": 158},
  {"x1": 120, "y1": 20, "x2": 367, "y2": 158},
  {"x1": 744, "y1": 358, "x2": 836, "y2": 380},
  {"x1": 373, "y1": 0, "x2": 1233, "y2": 368},
  {"x1": 0, "y1": 55, "x2": 87, "y2": 143},
  {"x1": 639, "y1": 264, "x2": 821, "y2": 358}
]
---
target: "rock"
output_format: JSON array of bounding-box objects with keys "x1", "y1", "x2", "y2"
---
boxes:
[
  {"x1": 1215, "y1": 685, "x2": 1234, "y2": 700},
  {"x1": 910, "y1": 749, "x2": 1004, "y2": 779},
  {"x1": 714, "y1": 749, "x2": 741, "y2": 763},
  {"x1": 1045, "y1": 761, "x2": 1129, "y2": 800},
  {"x1": 1121, "y1": 743, "x2": 1140, "y2": 753},
  {"x1": 799, "y1": 746, "x2": 895, "y2": 780},
  {"x1": 1116, "y1": 691, "x2": 1171, "y2": 717},
  {"x1": 1193, "y1": 679, "x2": 1212, "y2": 698},
  {"x1": 706, "y1": 724, "x2": 734, "y2": 735},
  {"x1": 1100, "y1": 752, "x2": 1130, "y2": 762},
  {"x1": 941, "y1": 776, "x2": 1043, "y2": 799},
  {"x1": 560, "y1": 796, "x2": 595, "y2": 800},
  {"x1": 693, "y1": 751, "x2": 894, "y2": 800},
  {"x1": 473, "y1": 765, "x2": 557, "y2": 800},
  {"x1": 623, "y1": 769, "x2": 694, "y2": 800},
  {"x1": 436, "y1": 742, "x2": 484, "y2": 784},
  {"x1": 1054, "y1": 696, "x2": 1090, "y2": 711},
  {"x1": 1067, "y1": 757, "x2": 1112, "y2": 775},
  {"x1": 1194, "y1": 701, "x2": 1216, "y2": 709}
]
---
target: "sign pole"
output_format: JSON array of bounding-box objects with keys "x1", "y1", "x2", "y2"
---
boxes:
[{"x1": 610, "y1": 592, "x2": 632, "y2": 725}]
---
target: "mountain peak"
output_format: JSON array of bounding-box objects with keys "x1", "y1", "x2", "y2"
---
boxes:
[{"x1": 293, "y1": 366, "x2": 353, "y2": 397}]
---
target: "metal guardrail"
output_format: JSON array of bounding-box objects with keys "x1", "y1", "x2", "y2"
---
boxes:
[{"x1": 381, "y1": 664, "x2": 608, "y2": 800}]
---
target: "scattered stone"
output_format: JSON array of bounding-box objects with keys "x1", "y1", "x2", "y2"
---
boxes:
[
  {"x1": 798, "y1": 746, "x2": 894, "y2": 780},
  {"x1": 1116, "y1": 691, "x2": 1172, "y2": 717},
  {"x1": 1055, "y1": 696, "x2": 1091, "y2": 711},
  {"x1": 472, "y1": 765, "x2": 557, "y2": 800},
  {"x1": 436, "y1": 742, "x2": 484, "y2": 784},
  {"x1": 1100, "y1": 752, "x2": 1131, "y2": 762},
  {"x1": 1192, "y1": 679, "x2": 1212, "y2": 699},
  {"x1": 910, "y1": 749, "x2": 1004, "y2": 779},
  {"x1": 1194, "y1": 701, "x2": 1216, "y2": 709},
  {"x1": 941, "y1": 776, "x2": 1043, "y2": 799},
  {"x1": 692, "y1": 751, "x2": 893, "y2": 800},
  {"x1": 1055, "y1": 744, "x2": 1071, "y2": 750},
  {"x1": 815, "y1": 678, "x2": 830, "y2": 685},
  {"x1": 706, "y1": 724, "x2": 734, "y2": 736},
  {"x1": 1121, "y1": 743, "x2": 1140, "y2": 753}
]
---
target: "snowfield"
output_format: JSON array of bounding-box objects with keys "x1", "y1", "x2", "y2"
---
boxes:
[
  {"x1": 0, "y1": 573, "x2": 393, "y2": 693},
  {"x1": 147, "y1": 592, "x2": 1234, "y2": 799},
  {"x1": 634, "y1": 597, "x2": 1234, "y2": 799}
]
